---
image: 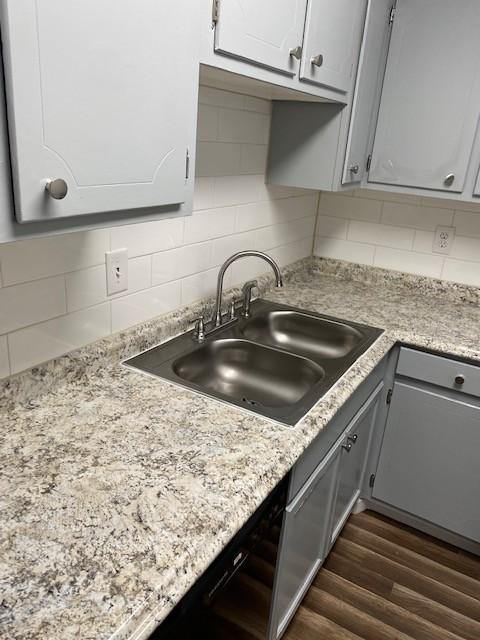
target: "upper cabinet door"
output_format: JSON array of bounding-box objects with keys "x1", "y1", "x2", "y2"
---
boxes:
[
  {"x1": 369, "y1": 0, "x2": 480, "y2": 193},
  {"x1": 214, "y1": 0, "x2": 308, "y2": 75},
  {"x1": 342, "y1": 0, "x2": 394, "y2": 185},
  {"x1": 1, "y1": 0, "x2": 199, "y2": 223},
  {"x1": 300, "y1": 0, "x2": 367, "y2": 93}
]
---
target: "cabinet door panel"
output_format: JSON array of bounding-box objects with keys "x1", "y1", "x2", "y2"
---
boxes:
[
  {"x1": 342, "y1": 0, "x2": 393, "y2": 184},
  {"x1": 2, "y1": 0, "x2": 199, "y2": 222},
  {"x1": 369, "y1": 0, "x2": 480, "y2": 193},
  {"x1": 300, "y1": 0, "x2": 367, "y2": 93},
  {"x1": 269, "y1": 453, "x2": 339, "y2": 639},
  {"x1": 214, "y1": 0, "x2": 308, "y2": 76},
  {"x1": 330, "y1": 385, "x2": 380, "y2": 542},
  {"x1": 373, "y1": 382, "x2": 480, "y2": 542}
]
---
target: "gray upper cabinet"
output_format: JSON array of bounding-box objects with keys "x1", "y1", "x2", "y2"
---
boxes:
[
  {"x1": 369, "y1": 0, "x2": 480, "y2": 193},
  {"x1": 213, "y1": 0, "x2": 308, "y2": 76},
  {"x1": 373, "y1": 381, "x2": 480, "y2": 542},
  {"x1": 300, "y1": 0, "x2": 367, "y2": 93},
  {"x1": 268, "y1": 0, "x2": 392, "y2": 191},
  {"x1": 1, "y1": 0, "x2": 199, "y2": 223},
  {"x1": 342, "y1": 0, "x2": 394, "y2": 185}
]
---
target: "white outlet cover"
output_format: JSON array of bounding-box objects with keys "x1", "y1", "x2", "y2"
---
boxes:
[
  {"x1": 106, "y1": 248, "x2": 128, "y2": 295},
  {"x1": 433, "y1": 226, "x2": 456, "y2": 255}
]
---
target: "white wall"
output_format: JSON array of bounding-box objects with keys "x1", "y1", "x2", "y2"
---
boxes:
[
  {"x1": 315, "y1": 189, "x2": 480, "y2": 286},
  {"x1": 0, "y1": 87, "x2": 318, "y2": 379}
]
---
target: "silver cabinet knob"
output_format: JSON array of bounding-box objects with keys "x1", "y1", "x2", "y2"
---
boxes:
[
  {"x1": 348, "y1": 434, "x2": 358, "y2": 444},
  {"x1": 289, "y1": 46, "x2": 303, "y2": 60},
  {"x1": 311, "y1": 54, "x2": 324, "y2": 67},
  {"x1": 342, "y1": 442, "x2": 352, "y2": 452},
  {"x1": 444, "y1": 174, "x2": 455, "y2": 187},
  {"x1": 455, "y1": 374, "x2": 465, "y2": 386},
  {"x1": 45, "y1": 178, "x2": 68, "y2": 200},
  {"x1": 349, "y1": 164, "x2": 360, "y2": 175}
]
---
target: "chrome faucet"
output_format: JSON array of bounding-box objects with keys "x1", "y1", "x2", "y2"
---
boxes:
[{"x1": 213, "y1": 250, "x2": 283, "y2": 327}]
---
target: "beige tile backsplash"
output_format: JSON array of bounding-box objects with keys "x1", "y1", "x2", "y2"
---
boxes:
[{"x1": 314, "y1": 189, "x2": 480, "y2": 284}]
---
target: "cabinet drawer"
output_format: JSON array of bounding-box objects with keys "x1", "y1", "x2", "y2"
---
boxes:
[{"x1": 397, "y1": 347, "x2": 480, "y2": 399}]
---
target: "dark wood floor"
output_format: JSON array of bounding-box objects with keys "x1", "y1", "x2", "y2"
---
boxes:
[{"x1": 207, "y1": 510, "x2": 480, "y2": 640}]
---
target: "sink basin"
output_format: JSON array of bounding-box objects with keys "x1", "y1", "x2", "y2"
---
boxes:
[
  {"x1": 241, "y1": 310, "x2": 364, "y2": 362},
  {"x1": 173, "y1": 339, "x2": 325, "y2": 409},
  {"x1": 123, "y1": 299, "x2": 382, "y2": 426}
]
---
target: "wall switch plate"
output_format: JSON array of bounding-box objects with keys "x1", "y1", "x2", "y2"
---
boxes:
[
  {"x1": 433, "y1": 225, "x2": 455, "y2": 255},
  {"x1": 106, "y1": 249, "x2": 128, "y2": 295}
]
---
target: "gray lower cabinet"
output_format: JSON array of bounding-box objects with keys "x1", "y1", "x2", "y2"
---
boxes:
[
  {"x1": 268, "y1": 382, "x2": 383, "y2": 639},
  {"x1": 268, "y1": 448, "x2": 340, "y2": 640},
  {"x1": 373, "y1": 381, "x2": 480, "y2": 542},
  {"x1": 329, "y1": 385, "x2": 381, "y2": 545}
]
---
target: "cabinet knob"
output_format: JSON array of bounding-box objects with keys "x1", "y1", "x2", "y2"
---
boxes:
[
  {"x1": 349, "y1": 164, "x2": 360, "y2": 175},
  {"x1": 342, "y1": 442, "x2": 352, "y2": 452},
  {"x1": 348, "y1": 434, "x2": 358, "y2": 444},
  {"x1": 311, "y1": 54, "x2": 324, "y2": 67},
  {"x1": 444, "y1": 173, "x2": 455, "y2": 187},
  {"x1": 289, "y1": 46, "x2": 303, "y2": 60},
  {"x1": 45, "y1": 178, "x2": 68, "y2": 200},
  {"x1": 455, "y1": 374, "x2": 465, "y2": 386}
]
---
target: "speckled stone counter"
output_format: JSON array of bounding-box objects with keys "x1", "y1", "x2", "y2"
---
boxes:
[{"x1": 1, "y1": 258, "x2": 480, "y2": 640}]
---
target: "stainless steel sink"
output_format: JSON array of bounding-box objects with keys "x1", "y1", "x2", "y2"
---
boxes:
[
  {"x1": 123, "y1": 299, "x2": 383, "y2": 426},
  {"x1": 241, "y1": 310, "x2": 364, "y2": 362},
  {"x1": 173, "y1": 338, "x2": 325, "y2": 409}
]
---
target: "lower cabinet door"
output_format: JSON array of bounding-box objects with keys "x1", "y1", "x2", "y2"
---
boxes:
[
  {"x1": 373, "y1": 382, "x2": 480, "y2": 542},
  {"x1": 330, "y1": 385, "x2": 382, "y2": 544},
  {"x1": 268, "y1": 451, "x2": 340, "y2": 640}
]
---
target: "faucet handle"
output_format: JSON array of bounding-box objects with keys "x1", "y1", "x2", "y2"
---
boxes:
[
  {"x1": 193, "y1": 316, "x2": 206, "y2": 342},
  {"x1": 229, "y1": 298, "x2": 238, "y2": 321},
  {"x1": 241, "y1": 280, "x2": 258, "y2": 318}
]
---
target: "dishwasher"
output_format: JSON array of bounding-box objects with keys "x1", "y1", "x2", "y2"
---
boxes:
[{"x1": 150, "y1": 475, "x2": 289, "y2": 639}]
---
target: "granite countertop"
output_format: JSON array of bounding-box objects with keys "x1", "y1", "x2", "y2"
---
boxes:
[{"x1": 1, "y1": 258, "x2": 480, "y2": 640}]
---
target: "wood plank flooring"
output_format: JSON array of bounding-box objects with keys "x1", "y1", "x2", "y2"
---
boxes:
[{"x1": 207, "y1": 510, "x2": 480, "y2": 640}]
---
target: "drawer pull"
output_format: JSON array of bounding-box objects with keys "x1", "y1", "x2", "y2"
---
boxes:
[
  {"x1": 348, "y1": 434, "x2": 358, "y2": 444},
  {"x1": 455, "y1": 374, "x2": 465, "y2": 386},
  {"x1": 342, "y1": 442, "x2": 352, "y2": 452}
]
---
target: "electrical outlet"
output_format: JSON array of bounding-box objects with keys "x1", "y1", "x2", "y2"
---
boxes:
[
  {"x1": 106, "y1": 249, "x2": 128, "y2": 295},
  {"x1": 433, "y1": 226, "x2": 455, "y2": 255}
]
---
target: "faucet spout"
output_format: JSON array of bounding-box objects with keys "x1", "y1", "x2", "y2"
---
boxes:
[{"x1": 214, "y1": 250, "x2": 283, "y2": 327}]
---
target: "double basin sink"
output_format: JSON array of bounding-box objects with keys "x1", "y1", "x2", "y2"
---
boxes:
[{"x1": 124, "y1": 300, "x2": 382, "y2": 426}]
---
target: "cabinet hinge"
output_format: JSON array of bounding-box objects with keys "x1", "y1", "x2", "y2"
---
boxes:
[
  {"x1": 366, "y1": 154, "x2": 372, "y2": 172},
  {"x1": 369, "y1": 474, "x2": 376, "y2": 488},
  {"x1": 212, "y1": 0, "x2": 220, "y2": 24},
  {"x1": 389, "y1": 6, "x2": 395, "y2": 26},
  {"x1": 185, "y1": 149, "x2": 190, "y2": 180},
  {"x1": 386, "y1": 388, "x2": 393, "y2": 404}
]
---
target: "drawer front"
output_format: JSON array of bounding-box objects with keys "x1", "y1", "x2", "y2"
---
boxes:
[{"x1": 397, "y1": 347, "x2": 480, "y2": 399}]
